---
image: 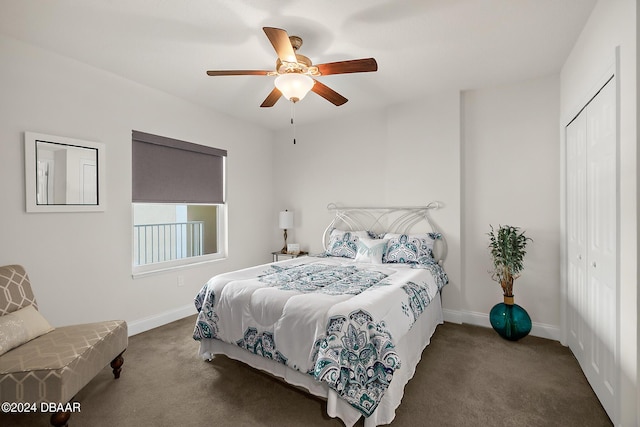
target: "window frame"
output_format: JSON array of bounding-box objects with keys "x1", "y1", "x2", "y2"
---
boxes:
[{"x1": 131, "y1": 203, "x2": 227, "y2": 278}]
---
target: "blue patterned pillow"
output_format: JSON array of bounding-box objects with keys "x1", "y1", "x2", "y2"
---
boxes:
[
  {"x1": 355, "y1": 238, "x2": 389, "y2": 264},
  {"x1": 325, "y1": 229, "x2": 368, "y2": 258},
  {"x1": 383, "y1": 233, "x2": 437, "y2": 264}
]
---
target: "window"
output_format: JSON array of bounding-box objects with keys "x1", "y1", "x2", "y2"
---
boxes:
[
  {"x1": 132, "y1": 131, "x2": 226, "y2": 275},
  {"x1": 133, "y1": 203, "x2": 221, "y2": 266}
]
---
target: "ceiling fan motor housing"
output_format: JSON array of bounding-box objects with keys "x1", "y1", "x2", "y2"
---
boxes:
[{"x1": 276, "y1": 55, "x2": 318, "y2": 76}]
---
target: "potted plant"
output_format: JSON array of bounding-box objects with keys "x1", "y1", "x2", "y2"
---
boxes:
[
  {"x1": 488, "y1": 225, "x2": 532, "y2": 300},
  {"x1": 487, "y1": 225, "x2": 532, "y2": 341}
]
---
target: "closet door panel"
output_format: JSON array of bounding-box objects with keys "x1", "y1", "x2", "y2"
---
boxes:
[
  {"x1": 566, "y1": 112, "x2": 587, "y2": 357},
  {"x1": 585, "y1": 78, "x2": 617, "y2": 409}
]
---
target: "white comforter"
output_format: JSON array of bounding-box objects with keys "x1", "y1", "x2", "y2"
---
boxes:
[{"x1": 193, "y1": 255, "x2": 447, "y2": 417}]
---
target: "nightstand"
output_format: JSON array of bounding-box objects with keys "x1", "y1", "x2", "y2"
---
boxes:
[{"x1": 271, "y1": 251, "x2": 308, "y2": 262}]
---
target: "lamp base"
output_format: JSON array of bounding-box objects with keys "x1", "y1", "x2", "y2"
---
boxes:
[{"x1": 281, "y1": 229, "x2": 288, "y2": 254}]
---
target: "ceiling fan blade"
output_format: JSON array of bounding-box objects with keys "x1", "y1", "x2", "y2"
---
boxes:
[
  {"x1": 311, "y1": 80, "x2": 348, "y2": 106},
  {"x1": 263, "y1": 27, "x2": 297, "y2": 63},
  {"x1": 206, "y1": 70, "x2": 271, "y2": 76},
  {"x1": 260, "y1": 87, "x2": 282, "y2": 108},
  {"x1": 316, "y1": 58, "x2": 378, "y2": 76}
]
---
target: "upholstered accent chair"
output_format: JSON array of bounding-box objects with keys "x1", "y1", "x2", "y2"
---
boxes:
[{"x1": 0, "y1": 265, "x2": 128, "y2": 426}]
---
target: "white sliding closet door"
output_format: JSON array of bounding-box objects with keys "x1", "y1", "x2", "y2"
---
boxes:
[{"x1": 565, "y1": 76, "x2": 617, "y2": 422}]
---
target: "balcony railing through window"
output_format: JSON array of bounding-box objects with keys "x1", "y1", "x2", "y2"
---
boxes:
[{"x1": 133, "y1": 221, "x2": 204, "y2": 266}]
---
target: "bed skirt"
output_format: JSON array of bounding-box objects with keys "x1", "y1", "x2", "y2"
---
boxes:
[{"x1": 198, "y1": 293, "x2": 444, "y2": 427}]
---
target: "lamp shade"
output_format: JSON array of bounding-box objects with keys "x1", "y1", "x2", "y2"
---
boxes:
[
  {"x1": 279, "y1": 210, "x2": 294, "y2": 229},
  {"x1": 275, "y1": 74, "x2": 314, "y2": 102}
]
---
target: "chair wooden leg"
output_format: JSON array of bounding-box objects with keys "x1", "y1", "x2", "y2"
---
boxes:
[
  {"x1": 110, "y1": 350, "x2": 125, "y2": 379},
  {"x1": 50, "y1": 411, "x2": 70, "y2": 427}
]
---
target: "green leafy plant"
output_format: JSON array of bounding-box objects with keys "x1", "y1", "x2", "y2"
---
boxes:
[{"x1": 488, "y1": 225, "x2": 532, "y2": 297}]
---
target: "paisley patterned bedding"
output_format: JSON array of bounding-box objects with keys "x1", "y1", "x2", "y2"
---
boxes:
[{"x1": 193, "y1": 256, "x2": 447, "y2": 417}]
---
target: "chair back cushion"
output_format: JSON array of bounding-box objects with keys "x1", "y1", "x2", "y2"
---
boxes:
[{"x1": 0, "y1": 265, "x2": 38, "y2": 316}]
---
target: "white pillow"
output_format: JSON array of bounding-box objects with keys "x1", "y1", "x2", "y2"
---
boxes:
[
  {"x1": 355, "y1": 238, "x2": 389, "y2": 264},
  {"x1": 0, "y1": 305, "x2": 54, "y2": 356}
]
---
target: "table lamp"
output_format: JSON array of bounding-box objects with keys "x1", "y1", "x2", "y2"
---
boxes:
[{"x1": 279, "y1": 210, "x2": 294, "y2": 254}]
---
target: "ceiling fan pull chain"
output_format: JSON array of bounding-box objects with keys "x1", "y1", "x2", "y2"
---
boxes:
[{"x1": 291, "y1": 101, "x2": 296, "y2": 144}]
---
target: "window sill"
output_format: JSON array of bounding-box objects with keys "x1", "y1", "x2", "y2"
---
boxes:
[{"x1": 132, "y1": 254, "x2": 226, "y2": 279}]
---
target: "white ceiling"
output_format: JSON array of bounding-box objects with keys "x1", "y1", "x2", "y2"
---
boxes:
[{"x1": 0, "y1": 0, "x2": 596, "y2": 131}]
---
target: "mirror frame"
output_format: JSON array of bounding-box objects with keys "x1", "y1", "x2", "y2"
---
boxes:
[{"x1": 24, "y1": 131, "x2": 106, "y2": 213}]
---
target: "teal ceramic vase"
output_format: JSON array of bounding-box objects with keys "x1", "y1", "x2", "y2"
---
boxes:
[{"x1": 489, "y1": 296, "x2": 531, "y2": 341}]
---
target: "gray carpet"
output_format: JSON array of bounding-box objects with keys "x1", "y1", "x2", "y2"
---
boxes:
[{"x1": 1, "y1": 315, "x2": 612, "y2": 427}]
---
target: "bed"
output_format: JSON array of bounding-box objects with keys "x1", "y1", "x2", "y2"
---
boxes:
[{"x1": 193, "y1": 204, "x2": 448, "y2": 426}]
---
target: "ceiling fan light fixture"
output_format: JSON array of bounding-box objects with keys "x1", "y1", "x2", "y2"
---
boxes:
[{"x1": 275, "y1": 73, "x2": 314, "y2": 102}]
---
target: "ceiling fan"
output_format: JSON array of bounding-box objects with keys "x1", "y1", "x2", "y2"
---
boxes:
[{"x1": 206, "y1": 27, "x2": 378, "y2": 107}]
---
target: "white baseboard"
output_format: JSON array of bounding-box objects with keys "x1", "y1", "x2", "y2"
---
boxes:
[
  {"x1": 443, "y1": 308, "x2": 561, "y2": 342},
  {"x1": 127, "y1": 304, "x2": 196, "y2": 336}
]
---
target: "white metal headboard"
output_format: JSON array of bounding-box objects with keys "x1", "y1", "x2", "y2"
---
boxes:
[{"x1": 323, "y1": 202, "x2": 447, "y2": 263}]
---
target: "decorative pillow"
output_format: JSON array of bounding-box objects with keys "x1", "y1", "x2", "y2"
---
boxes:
[
  {"x1": 0, "y1": 305, "x2": 54, "y2": 356},
  {"x1": 325, "y1": 229, "x2": 368, "y2": 258},
  {"x1": 383, "y1": 233, "x2": 438, "y2": 264},
  {"x1": 355, "y1": 238, "x2": 389, "y2": 264}
]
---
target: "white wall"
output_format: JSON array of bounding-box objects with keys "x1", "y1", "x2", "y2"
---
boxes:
[
  {"x1": 0, "y1": 35, "x2": 276, "y2": 333},
  {"x1": 273, "y1": 81, "x2": 561, "y2": 337},
  {"x1": 271, "y1": 107, "x2": 390, "y2": 250},
  {"x1": 559, "y1": 0, "x2": 637, "y2": 425},
  {"x1": 462, "y1": 75, "x2": 561, "y2": 336}
]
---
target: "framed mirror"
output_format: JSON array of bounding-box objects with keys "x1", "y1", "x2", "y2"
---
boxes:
[{"x1": 24, "y1": 132, "x2": 106, "y2": 212}]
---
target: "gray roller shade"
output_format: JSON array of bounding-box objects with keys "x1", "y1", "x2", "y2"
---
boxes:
[{"x1": 132, "y1": 130, "x2": 226, "y2": 204}]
